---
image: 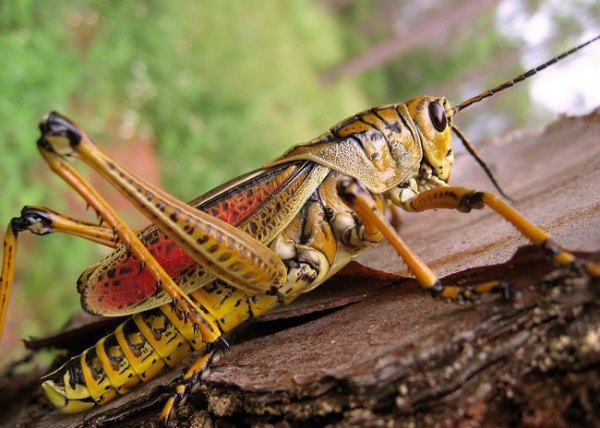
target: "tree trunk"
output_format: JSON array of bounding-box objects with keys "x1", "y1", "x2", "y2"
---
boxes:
[{"x1": 1, "y1": 109, "x2": 599, "y2": 427}]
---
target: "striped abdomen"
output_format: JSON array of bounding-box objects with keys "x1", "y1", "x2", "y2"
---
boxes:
[{"x1": 41, "y1": 281, "x2": 277, "y2": 413}]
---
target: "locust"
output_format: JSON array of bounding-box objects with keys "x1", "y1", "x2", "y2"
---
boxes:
[{"x1": 1, "y1": 35, "x2": 599, "y2": 425}]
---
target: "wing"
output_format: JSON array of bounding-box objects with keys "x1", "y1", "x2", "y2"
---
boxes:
[{"x1": 79, "y1": 161, "x2": 330, "y2": 316}]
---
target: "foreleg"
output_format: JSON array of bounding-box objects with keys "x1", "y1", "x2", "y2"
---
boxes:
[
  {"x1": 337, "y1": 178, "x2": 520, "y2": 301},
  {"x1": 405, "y1": 187, "x2": 599, "y2": 276}
]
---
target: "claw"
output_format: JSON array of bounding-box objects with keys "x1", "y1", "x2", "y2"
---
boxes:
[
  {"x1": 207, "y1": 336, "x2": 230, "y2": 356},
  {"x1": 215, "y1": 336, "x2": 230, "y2": 354},
  {"x1": 493, "y1": 281, "x2": 523, "y2": 303}
]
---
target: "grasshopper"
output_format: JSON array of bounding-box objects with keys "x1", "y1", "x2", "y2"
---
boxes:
[{"x1": 1, "y1": 35, "x2": 599, "y2": 424}]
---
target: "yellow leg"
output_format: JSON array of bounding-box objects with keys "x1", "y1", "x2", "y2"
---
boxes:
[
  {"x1": 336, "y1": 178, "x2": 519, "y2": 301},
  {"x1": 408, "y1": 187, "x2": 597, "y2": 276},
  {"x1": 159, "y1": 347, "x2": 223, "y2": 425},
  {"x1": 0, "y1": 223, "x2": 17, "y2": 342}
]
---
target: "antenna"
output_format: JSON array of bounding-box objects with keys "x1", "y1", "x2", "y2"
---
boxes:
[
  {"x1": 449, "y1": 34, "x2": 600, "y2": 199},
  {"x1": 451, "y1": 124, "x2": 513, "y2": 201},
  {"x1": 453, "y1": 34, "x2": 600, "y2": 115}
]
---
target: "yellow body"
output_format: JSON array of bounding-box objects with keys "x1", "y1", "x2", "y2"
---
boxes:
[{"x1": 42, "y1": 283, "x2": 281, "y2": 412}]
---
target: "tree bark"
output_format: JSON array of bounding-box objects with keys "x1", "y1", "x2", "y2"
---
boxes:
[{"x1": 1, "y1": 109, "x2": 599, "y2": 427}]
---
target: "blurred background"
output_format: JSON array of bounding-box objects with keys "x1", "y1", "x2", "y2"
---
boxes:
[{"x1": 0, "y1": 0, "x2": 599, "y2": 359}]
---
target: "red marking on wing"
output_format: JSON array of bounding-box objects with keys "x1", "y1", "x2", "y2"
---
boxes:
[
  {"x1": 92, "y1": 239, "x2": 190, "y2": 313},
  {"x1": 83, "y1": 165, "x2": 298, "y2": 314}
]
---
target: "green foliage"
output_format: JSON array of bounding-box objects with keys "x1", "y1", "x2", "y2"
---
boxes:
[{"x1": 0, "y1": 0, "x2": 364, "y2": 346}]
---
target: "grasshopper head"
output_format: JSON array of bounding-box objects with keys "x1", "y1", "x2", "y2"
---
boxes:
[{"x1": 406, "y1": 96, "x2": 454, "y2": 183}]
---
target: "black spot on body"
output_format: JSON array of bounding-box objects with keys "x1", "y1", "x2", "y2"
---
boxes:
[{"x1": 388, "y1": 122, "x2": 401, "y2": 134}]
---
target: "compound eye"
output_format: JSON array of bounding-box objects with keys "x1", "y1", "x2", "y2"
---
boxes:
[{"x1": 428, "y1": 101, "x2": 447, "y2": 132}]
